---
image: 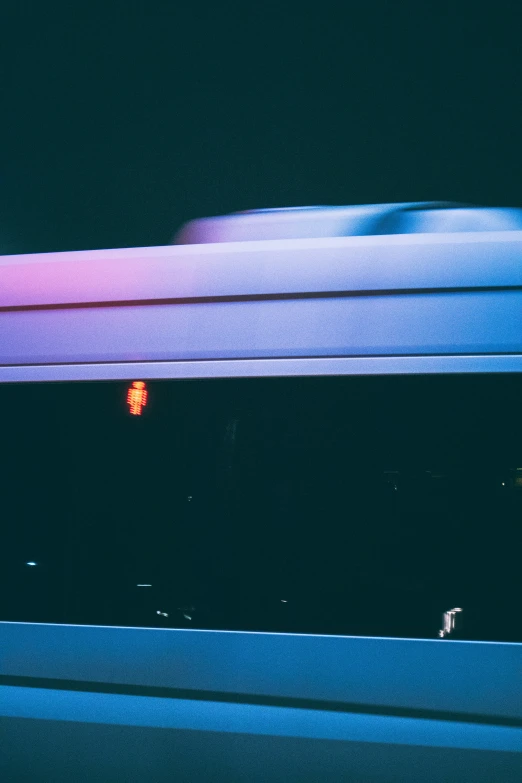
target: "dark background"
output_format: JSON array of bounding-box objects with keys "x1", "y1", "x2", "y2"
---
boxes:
[{"x1": 1, "y1": 3, "x2": 521, "y2": 254}]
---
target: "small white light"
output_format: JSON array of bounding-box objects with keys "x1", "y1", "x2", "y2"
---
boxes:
[
  {"x1": 502, "y1": 483, "x2": 505, "y2": 486},
  {"x1": 156, "y1": 610, "x2": 168, "y2": 617},
  {"x1": 137, "y1": 584, "x2": 152, "y2": 587},
  {"x1": 281, "y1": 599, "x2": 288, "y2": 603},
  {"x1": 26, "y1": 562, "x2": 37, "y2": 566}
]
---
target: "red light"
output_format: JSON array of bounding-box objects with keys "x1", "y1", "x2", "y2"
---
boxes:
[{"x1": 127, "y1": 381, "x2": 148, "y2": 416}]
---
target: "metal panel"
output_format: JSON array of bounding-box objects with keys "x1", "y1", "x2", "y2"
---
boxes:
[
  {"x1": 1, "y1": 623, "x2": 521, "y2": 721},
  {"x1": 2, "y1": 354, "x2": 522, "y2": 384},
  {"x1": 2, "y1": 709, "x2": 520, "y2": 782},
  {"x1": 1, "y1": 291, "x2": 521, "y2": 366},
  {"x1": 1, "y1": 232, "x2": 522, "y2": 308}
]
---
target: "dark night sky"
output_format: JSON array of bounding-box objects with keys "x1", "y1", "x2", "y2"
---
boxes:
[{"x1": 1, "y1": 3, "x2": 521, "y2": 254}]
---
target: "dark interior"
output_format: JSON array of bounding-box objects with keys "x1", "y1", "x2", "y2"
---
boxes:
[{"x1": 1, "y1": 374, "x2": 520, "y2": 642}]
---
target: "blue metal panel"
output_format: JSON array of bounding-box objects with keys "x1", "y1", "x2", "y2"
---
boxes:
[
  {"x1": 2, "y1": 685, "x2": 521, "y2": 750},
  {"x1": 2, "y1": 712, "x2": 520, "y2": 782},
  {"x1": 2, "y1": 624, "x2": 521, "y2": 781},
  {"x1": 2, "y1": 354, "x2": 522, "y2": 384},
  {"x1": 1, "y1": 291, "x2": 521, "y2": 365},
  {"x1": 2, "y1": 623, "x2": 521, "y2": 721}
]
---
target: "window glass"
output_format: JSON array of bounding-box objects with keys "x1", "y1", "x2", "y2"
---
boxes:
[{"x1": 1, "y1": 375, "x2": 520, "y2": 642}]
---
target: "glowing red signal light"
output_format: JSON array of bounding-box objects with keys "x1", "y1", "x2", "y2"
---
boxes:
[{"x1": 127, "y1": 381, "x2": 148, "y2": 416}]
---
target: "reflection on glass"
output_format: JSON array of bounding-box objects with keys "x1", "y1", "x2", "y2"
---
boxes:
[
  {"x1": 439, "y1": 608, "x2": 463, "y2": 638},
  {"x1": 126, "y1": 381, "x2": 148, "y2": 416}
]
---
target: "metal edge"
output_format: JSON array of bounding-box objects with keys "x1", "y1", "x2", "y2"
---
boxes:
[{"x1": 1, "y1": 354, "x2": 522, "y2": 383}]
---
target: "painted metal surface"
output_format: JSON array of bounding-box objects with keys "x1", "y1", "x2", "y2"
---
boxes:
[
  {"x1": 1, "y1": 353, "x2": 522, "y2": 384},
  {"x1": 1, "y1": 291, "x2": 522, "y2": 366},
  {"x1": 1, "y1": 232, "x2": 522, "y2": 309}
]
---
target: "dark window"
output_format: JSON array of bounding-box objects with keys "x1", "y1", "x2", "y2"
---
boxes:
[{"x1": 1, "y1": 374, "x2": 521, "y2": 642}]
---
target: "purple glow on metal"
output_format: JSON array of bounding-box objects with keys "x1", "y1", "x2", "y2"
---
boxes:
[{"x1": 1, "y1": 231, "x2": 522, "y2": 310}]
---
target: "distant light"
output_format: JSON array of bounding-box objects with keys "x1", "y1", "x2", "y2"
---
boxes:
[
  {"x1": 440, "y1": 607, "x2": 463, "y2": 637},
  {"x1": 26, "y1": 562, "x2": 37, "y2": 566},
  {"x1": 127, "y1": 381, "x2": 148, "y2": 416},
  {"x1": 137, "y1": 584, "x2": 152, "y2": 587},
  {"x1": 502, "y1": 482, "x2": 506, "y2": 486},
  {"x1": 156, "y1": 610, "x2": 168, "y2": 617},
  {"x1": 281, "y1": 599, "x2": 288, "y2": 603},
  {"x1": 183, "y1": 614, "x2": 192, "y2": 621}
]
